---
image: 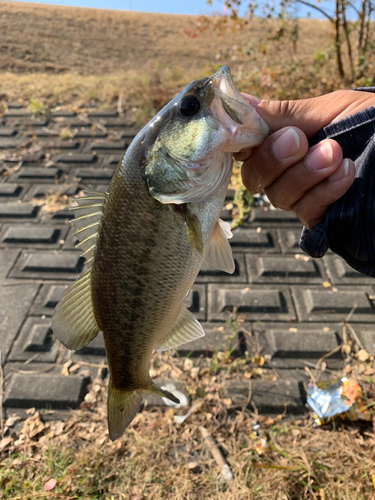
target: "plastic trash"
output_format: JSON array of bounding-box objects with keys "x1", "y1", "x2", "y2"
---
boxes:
[{"x1": 306, "y1": 377, "x2": 371, "y2": 425}]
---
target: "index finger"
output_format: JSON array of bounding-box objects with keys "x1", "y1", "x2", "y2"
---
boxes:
[
  {"x1": 241, "y1": 126, "x2": 308, "y2": 193},
  {"x1": 242, "y1": 90, "x2": 375, "y2": 137}
]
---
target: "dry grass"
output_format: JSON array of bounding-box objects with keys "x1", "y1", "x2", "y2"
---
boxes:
[
  {"x1": 0, "y1": 2, "x2": 359, "y2": 121},
  {"x1": 1, "y1": 5, "x2": 375, "y2": 498},
  {"x1": 0, "y1": 3, "x2": 332, "y2": 75},
  {"x1": 1, "y1": 321, "x2": 375, "y2": 500}
]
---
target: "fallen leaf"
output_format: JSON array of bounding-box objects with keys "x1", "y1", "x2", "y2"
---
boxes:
[
  {"x1": 262, "y1": 417, "x2": 275, "y2": 425},
  {"x1": 188, "y1": 461, "x2": 199, "y2": 470},
  {"x1": 252, "y1": 355, "x2": 265, "y2": 367},
  {"x1": 84, "y1": 392, "x2": 96, "y2": 404},
  {"x1": 295, "y1": 254, "x2": 310, "y2": 261},
  {"x1": 5, "y1": 415, "x2": 21, "y2": 427},
  {"x1": 53, "y1": 421, "x2": 65, "y2": 436},
  {"x1": 342, "y1": 344, "x2": 351, "y2": 354},
  {"x1": 44, "y1": 478, "x2": 57, "y2": 491},
  {"x1": 183, "y1": 358, "x2": 194, "y2": 371},
  {"x1": 322, "y1": 281, "x2": 331, "y2": 288},
  {"x1": 69, "y1": 363, "x2": 81, "y2": 373},
  {"x1": 0, "y1": 437, "x2": 13, "y2": 453},
  {"x1": 22, "y1": 413, "x2": 45, "y2": 438},
  {"x1": 61, "y1": 365, "x2": 69, "y2": 377},
  {"x1": 357, "y1": 349, "x2": 370, "y2": 362}
]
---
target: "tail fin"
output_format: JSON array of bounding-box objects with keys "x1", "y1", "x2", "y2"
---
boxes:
[
  {"x1": 107, "y1": 379, "x2": 180, "y2": 441},
  {"x1": 107, "y1": 379, "x2": 143, "y2": 441}
]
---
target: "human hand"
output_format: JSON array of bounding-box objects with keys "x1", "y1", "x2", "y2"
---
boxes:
[{"x1": 238, "y1": 90, "x2": 375, "y2": 228}]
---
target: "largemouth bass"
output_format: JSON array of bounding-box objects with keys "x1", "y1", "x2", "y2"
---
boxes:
[{"x1": 52, "y1": 66, "x2": 269, "y2": 441}]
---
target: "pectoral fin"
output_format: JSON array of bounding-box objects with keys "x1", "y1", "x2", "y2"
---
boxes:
[
  {"x1": 154, "y1": 306, "x2": 205, "y2": 352},
  {"x1": 205, "y1": 218, "x2": 235, "y2": 274},
  {"x1": 185, "y1": 208, "x2": 203, "y2": 256}
]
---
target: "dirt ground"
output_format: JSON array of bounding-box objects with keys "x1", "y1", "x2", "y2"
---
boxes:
[{"x1": 0, "y1": 2, "x2": 332, "y2": 76}]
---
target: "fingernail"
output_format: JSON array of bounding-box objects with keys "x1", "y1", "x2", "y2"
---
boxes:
[
  {"x1": 305, "y1": 142, "x2": 333, "y2": 170},
  {"x1": 272, "y1": 128, "x2": 300, "y2": 160},
  {"x1": 329, "y1": 159, "x2": 350, "y2": 181}
]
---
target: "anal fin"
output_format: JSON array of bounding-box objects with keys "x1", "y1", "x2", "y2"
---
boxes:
[
  {"x1": 205, "y1": 218, "x2": 235, "y2": 274},
  {"x1": 154, "y1": 306, "x2": 205, "y2": 352}
]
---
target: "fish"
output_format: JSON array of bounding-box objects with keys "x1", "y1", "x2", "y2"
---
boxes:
[{"x1": 52, "y1": 66, "x2": 270, "y2": 441}]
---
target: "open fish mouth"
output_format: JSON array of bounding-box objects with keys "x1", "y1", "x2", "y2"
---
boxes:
[{"x1": 209, "y1": 66, "x2": 270, "y2": 151}]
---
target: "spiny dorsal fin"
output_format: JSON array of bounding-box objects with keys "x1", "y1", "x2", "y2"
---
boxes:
[
  {"x1": 204, "y1": 218, "x2": 235, "y2": 274},
  {"x1": 51, "y1": 190, "x2": 107, "y2": 351},
  {"x1": 154, "y1": 306, "x2": 205, "y2": 352},
  {"x1": 70, "y1": 190, "x2": 107, "y2": 265}
]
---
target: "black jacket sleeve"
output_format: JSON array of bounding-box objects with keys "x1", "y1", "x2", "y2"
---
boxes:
[{"x1": 299, "y1": 89, "x2": 375, "y2": 277}]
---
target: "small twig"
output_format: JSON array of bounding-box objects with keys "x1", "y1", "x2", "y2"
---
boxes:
[
  {"x1": 41, "y1": 127, "x2": 58, "y2": 136},
  {"x1": 316, "y1": 343, "x2": 343, "y2": 366},
  {"x1": 0, "y1": 280, "x2": 70, "y2": 286},
  {"x1": 12, "y1": 366, "x2": 56, "y2": 376},
  {"x1": 342, "y1": 323, "x2": 348, "y2": 344},
  {"x1": 344, "y1": 322, "x2": 364, "y2": 350},
  {"x1": 345, "y1": 303, "x2": 357, "y2": 323},
  {"x1": 199, "y1": 426, "x2": 233, "y2": 483},
  {"x1": 75, "y1": 361, "x2": 109, "y2": 369},
  {"x1": 302, "y1": 360, "x2": 337, "y2": 375},
  {"x1": 265, "y1": 356, "x2": 280, "y2": 379},
  {"x1": 79, "y1": 115, "x2": 108, "y2": 133},
  {"x1": 0, "y1": 349, "x2": 4, "y2": 439},
  {"x1": 117, "y1": 93, "x2": 123, "y2": 116},
  {"x1": 304, "y1": 366, "x2": 317, "y2": 384},
  {"x1": 242, "y1": 380, "x2": 252, "y2": 412}
]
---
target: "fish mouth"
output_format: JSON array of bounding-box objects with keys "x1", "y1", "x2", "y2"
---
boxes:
[
  {"x1": 211, "y1": 66, "x2": 242, "y2": 102},
  {"x1": 209, "y1": 66, "x2": 270, "y2": 152}
]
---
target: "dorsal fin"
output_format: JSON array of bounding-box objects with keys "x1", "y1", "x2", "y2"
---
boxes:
[
  {"x1": 69, "y1": 190, "x2": 107, "y2": 265},
  {"x1": 51, "y1": 190, "x2": 107, "y2": 351}
]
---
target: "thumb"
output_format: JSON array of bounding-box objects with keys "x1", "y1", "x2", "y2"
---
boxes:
[{"x1": 243, "y1": 90, "x2": 375, "y2": 138}]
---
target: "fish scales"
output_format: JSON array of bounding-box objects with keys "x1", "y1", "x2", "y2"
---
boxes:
[
  {"x1": 52, "y1": 66, "x2": 270, "y2": 440},
  {"x1": 92, "y1": 163, "x2": 208, "y2": 390}
]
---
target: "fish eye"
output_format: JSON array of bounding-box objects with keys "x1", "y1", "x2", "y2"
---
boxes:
[{"x1": 179, "y1": 95, "x2": 201, "y2": 117}]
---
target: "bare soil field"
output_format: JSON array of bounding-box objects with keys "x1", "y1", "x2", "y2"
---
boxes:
[
  {"x1": 0, "y1": 3, "x2": 339, "y2": 114},
  {"x1": 0, "y1": 2, "x2": 332, "y2": 75}
]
